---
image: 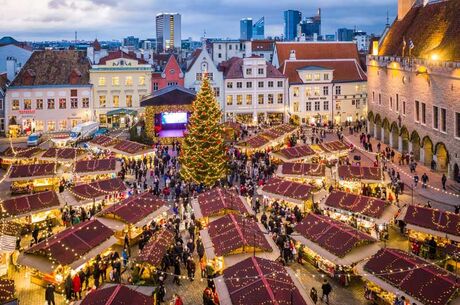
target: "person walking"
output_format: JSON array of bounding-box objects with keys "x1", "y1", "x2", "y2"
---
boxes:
[
  {"x1": 442, "y1": 174, "x2": 447, "y2": 190},
  {"x1": 72, "y1": 273, "x2": 82, "y2": 300},
  {"x1": 421, "y1": 173, "x2": 429, "y2": 189},
  {"x1": 321, "y1": 279, "x2": 332, "y2": 304},
  {"x1": 45, "y1": 283, "x2": 56, "y2": 305}
]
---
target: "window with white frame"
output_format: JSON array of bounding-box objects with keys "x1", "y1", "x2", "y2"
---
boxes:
[
  {"x1": 277, "y1": 94, "x2": 283, "y2": 104},
  {"x1": 306, "y1": 102, "x2": 312, "y2": 111},
  {"x1": 47, "y1": 99, "x2": 54, "y2": 109},
  {"x1": 59, "y1": 98, "x2": 66, "y2": 109},
  {"x1": 258, "y1": 94, "x2": 264, "y2": 104},
  {"x1": 82, "y1": 98, "x2": 89, "y2": 108},
  {"x1": 112, "y1": 77, "x2": 120, "y2": 86},
  {"x1": 70, "y1": 98, "x2": 78, "y2": 109},
  {"x1": 246, "y1": 95, "x2": 252, "y2": 105},
  {"x1": 36, "y1": 99, "x2": 43, "y2": 110},
  {"x1": 323, "y1": 86, "x2": 329, "y2": 96},
  {"x1": 335, "y1": 86, "x2": 341, "y2": 95},
  {"x1": 246, "y1": 82, "x2": 252, "y2": 88},
  {"x1": 324, "y1": 101, "x2": 329, "y2": 111},
  {"x1": 24, "y1": 99, "x2": 32, "y2": 110},
  {"x1": 314, "y1": 101, "x2": 320, "y2": 111},
  {"x1": 268, "y1": 94, "x2": 274, "y2": 104}
]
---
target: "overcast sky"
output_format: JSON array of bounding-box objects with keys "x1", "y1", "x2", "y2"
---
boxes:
[{"x1": 0, "y1": 0, "x2": 397, "y2": 41}]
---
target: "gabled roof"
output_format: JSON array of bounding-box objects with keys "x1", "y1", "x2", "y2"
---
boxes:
[
  {"x1": 275, "y1": 41, "x2": 361, "y2": 65},
  {"x1": 0, "y1": 73, "x2": 8, "y2": 91},
  {"x1": 379, "y1": 0, "x2": 460, "y2": 61},
  {"x1": 11, "y1": 50, "x2": 91, "y2": 87},
  {"x1": 283, "y1": 59, "x2": 367, "y2": 83},
  {"x1": 219, "y1": 57, "x2": 285, "y2": 79},
  {"x1": 92, "y1": 39, "x2": 101, "y2": 51},
  {"x1": 141, "y1": 85, "x2": 196, "y2": 107},
  {"x1": 81, "y1": 285, "x2": 152, "y2": 305},
  {"x1": 98, "y1": 50, "x2": 148, "y2": 65},
  {"x1": 186, "y1": 48, "x2": 203, "y2": 72}
]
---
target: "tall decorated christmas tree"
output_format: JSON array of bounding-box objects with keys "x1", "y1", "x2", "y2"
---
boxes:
[{"x1": 180, "y1": 74, "x2": 227, "y2": 186}]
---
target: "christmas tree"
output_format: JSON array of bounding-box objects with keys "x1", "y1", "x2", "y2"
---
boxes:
[{"x1": 180, "y1": 74, "x2": 227, "y2": 186}]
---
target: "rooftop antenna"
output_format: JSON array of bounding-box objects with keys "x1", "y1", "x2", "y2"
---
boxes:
[
  {"x1": 75, "y1": 31, "x2": 77, "y2": 43},
  {"x1": 386, "y1": 10, "x2": 390, "y2": 27}
]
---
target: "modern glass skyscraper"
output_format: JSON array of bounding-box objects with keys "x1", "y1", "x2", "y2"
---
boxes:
[
  {"x1": 284, "y1": 10, "x2": 301, "y2": 41},
  {"x1": 298, "y1": 9, "x2": 321, "y2": 40},
  {"x1": 240, "y1": 18, "x2": 253, "y2": 40},
  {"x1": 156, "y1": 13, "x2": 181, "y2": 52},
  {"x1": 252, "y1": 17, "x2": 265, "y2": 40},
  {"x1": 337, "y1": 28, "x2": 354, "y2": 41}
]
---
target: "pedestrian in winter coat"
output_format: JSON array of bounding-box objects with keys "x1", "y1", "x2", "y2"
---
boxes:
[
  {"x1": 64, "y1": 274, "x2": 73, "y2": 301},
  {"x1": 45, "y1": 283, "x2": 56, "y2": 305},
  {"x1": 72, "y1": 274, "x2": 82, "y2": 300}
]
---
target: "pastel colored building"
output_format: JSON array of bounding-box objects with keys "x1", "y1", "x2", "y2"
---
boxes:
[{"x1": 152, "y1": 55, "x2": 184, "y2": 92}]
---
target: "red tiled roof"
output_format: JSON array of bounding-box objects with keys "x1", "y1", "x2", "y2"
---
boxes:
[
  {"x1": 281, "y1": 163, "x2": 326, "y2": 177},
  {"x1": 113, "y1": 140, "x2": 151, "y2": 155},
  {"x1": 403, "y1": 205, "x2": 460, "y2": 237},
  {"x1": 220, "y1": 57, "x2": 285, "y2": 79},
  {"x1": 81, "y1": 285, "x2": 152, "y2": 305},
  {"x1": 136, "y1": 228, "x2": 175, "y2": 267},
  {"x1": 275, "y1": 42, "x2": 361, "y2": 64},
  {"x1": 9, "y1": 163, "x2": 56, "y2": 179},
  {"x1": 99, "y1": 192, "x2": 167, "y2": 224},
  {"x1": 295, "y1": 213, "x2": 376, "y2": 257},
  {"x1": 275, "y1": 145, "x2": 316, "y2": 161},
  {"x1": 252, "y1": 40, "x2": 274, "y2": 52},
  {"x1": 223, "y1": 257, "x2": 308, "y2": 305},
  {"x1": 262, "y1": 177, "x2": 313, "y2": 201},
  {"x1": 26, "y1": 219, "x2": 113, "y2": 265},
  {"x1": 1, "y1": 147, "x2": 42, "y2": 158},
  {"x1": 75, "y1": 158, "x2": 116, "y2": 174},
  {"x1": 364, "y1": 248, "x2": 459, "y2": 305},
  {"x1": 337, "y1": 165, "x2": 384, "y2": 181},
  {"x1": 197, "y1": 188, "x2": 247, "y2": 218},
  {"x1": 324, "y1": 190, "x2": 388, "y2": 219},
  {"x1": 71, "y1": 178, "x2": 126, "y2": 201},
  {"x1": 1, "y1": 191, "x2": 60, "y2": 218},
  {"x1": 90, "y1": 135, "x2": 117, "y2": 147},
  {"x1": 98, "y1": 50, "x2": 148, "y2": 65},
  {"x1": 283, "y1": 60, "x2": 367, "y2": 83},
  {"x1": 42, "y1": 148, "x2": 83, "y2": 160},
  {"x1": 379, "y1": 1, "x2": 460, "y2": 61},
  {"x1": 208, "y1": 214, "x2": 271, "y2": 256}
]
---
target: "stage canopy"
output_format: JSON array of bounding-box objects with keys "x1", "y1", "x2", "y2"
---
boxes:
[
  {"x1": 337, "y1": 165, "x2": 384, "y2": 182},
  {"x1": 194, "y1": 187, "x2": 252, "y2": 219},
  {"x1": 363, "y1": 248, "x2": 459, "y2": 305},
  {"x1": 215, "y1": 257, "x2": 310, "y2": 305},
  {"x1": 80, "y1": 284, "x2": 152, "y2": 305},
  {"x1": 1, "y1": 190, "x2": 61, "y2": 219},
  {"x1": 295, "y1": 213, "x2": 376, "y2": 258},
  {"x1": 136, "y1": 228, "x2": 175, "y2": 267},
  {"x1": 140, "y1": 85, "x2": 196, "y2": 107}
]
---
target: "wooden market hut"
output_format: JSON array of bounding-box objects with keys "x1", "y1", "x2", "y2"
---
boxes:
[
  {"x1": 312, "y1": 140, "x2": 350, "y2": 159},
  {"x1": 336, "y1": 165, "x2": 388, "y2": 196},
  {"x1": 74, "y1": 158, "x2": 120, "y2": 182},
  {"x1": 200, "y1": 214, "x2": 279, "y2": 272},
  {"x1": 80, "y1": 284, "x2": 153, "y2": 305},
  {"x1": 358, "y1": 248, "x2": 460, "y2": 305},
  {"x1": 214, "y1": 257, "x2": 312, "y2": 305},
  {"x1": 271, "y1": 144, "x2": 317, "y2": 163},
  {"x1": 192, "y1": 187, "x2": 253, "y2": 225},
  {"x1": 40, "y1": 147, "x2": 86, "y2": 163},
  {"x1": 277, "y1": 163, "x2": 327, "y2": 186},
  {"x1": 6, "y1": 163, "x2": 59, "y2": 194},
  {"x1": 97, "y1": 192, "x2": 170, "y2": 245},
  {"x1": 0, "y1": 147, "x2": 42, "y2": 167},
  {"x1": 89, "y1": 135, "x2": 118, "y2": 149},
  {"x1": 294, "y1": 213, "x2": 380, "y2": 284},
  {"x1": 18, "y1": 219, "x2": 116, "y2": 290},
  {"x1": 320, "y1": 190, "x2": 398, "y2": 239},
  {"x1": 136, "y1": 228, "x2": 175, "y2": 278},
  {"x1": 235, "y1": 124, "x2": 298, "y2": 153},
  {"x1": 59, "y1": 177, "x2": 127, "y2": 207}
]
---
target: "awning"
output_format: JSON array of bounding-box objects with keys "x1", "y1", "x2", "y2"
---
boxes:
[{"x1": 106, "y1": 108, "x2": 138, "y2": 116}]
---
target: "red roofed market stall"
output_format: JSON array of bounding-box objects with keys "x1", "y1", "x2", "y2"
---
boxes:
[
  {"x1": 89, "y1": 136, "x2": 155, "y2": 160},
  {"x1": 271, "y1": 144, "x2": 317, "y2": 162},
  {"x1": 80, "y1": 284, "x2": 152, "y2": 305},
  {"x1": 74, "y1": 158, "x2": 120, "y2": 183},
  {"x1": 310, "y1": 140, "x2": 350, "y2": 160},
  {"x1": 214, "y1": 257, "x2": 312, "y2": 305},
  {"x1": 320, "y1": 190, "x2": 398, "y2": 239},
  {"x1": 192, "y1": 187, "x2": 253, "y2": 225},
  {"x1": 358, "y1": 248, "x2": 460, "y2": 305},
  {"x1": 40, "y1": 147, "x2": 86, "y2": 163},
  {"x1": 294, "y1": 213, "x2": 380, "y2": 285},
  {"x1": 235, "y1": 124, "x2": 298, "y2": 153},
  {"x1": 0, "y1": 146, "x2": 42, "y2": 167},
  {"x1": 200, "y1": 214, "x2": 279, "y2": 273},
  {"x1": 18, "y1": 219, "x2": 117, "y2": 292},
  {"x1": 97, "y1": 192, "x2": 170, "y2": 245},
  {"x1": 277, "y1": 162, "x2": 327, "y2": 186},
  {"x1": 6, "y1": 163, "x2": 59, "y2": 195},
  {"x1": 336, "y1": 165, "x2": 389, "y2": 197}
]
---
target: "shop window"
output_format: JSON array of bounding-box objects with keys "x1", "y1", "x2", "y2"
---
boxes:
[
  {"x1": 246, "y1": 95, "x2": 252, "y2": 105},
  {"x1": 47, "y1": 121, "x2": 56, "y2": 131},
  {"x1": 126, "y1": 95, "x2": 133, "y2": 108}
]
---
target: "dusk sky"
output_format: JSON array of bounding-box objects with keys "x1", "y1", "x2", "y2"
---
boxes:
[{"x1": 0, "y1": 0, "x2": 397, "y2": 41}]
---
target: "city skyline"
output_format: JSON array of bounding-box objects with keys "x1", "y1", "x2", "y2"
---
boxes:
[{"x1": 0, "y1": 0, "x2": 396, "y2": 41}]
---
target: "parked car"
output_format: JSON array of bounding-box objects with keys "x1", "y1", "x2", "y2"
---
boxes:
[{"x1": 27, "y1": 133, "x2": 42, "y2": 146}]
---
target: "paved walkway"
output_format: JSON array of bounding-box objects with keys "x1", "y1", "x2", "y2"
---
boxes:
[{"x1": 343, "y1": 132, "x2": 460, "y2": 208}]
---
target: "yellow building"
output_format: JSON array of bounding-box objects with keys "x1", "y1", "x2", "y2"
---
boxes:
[{"x1": 90, "y1": 51, "x2": 152, "y2": 128}]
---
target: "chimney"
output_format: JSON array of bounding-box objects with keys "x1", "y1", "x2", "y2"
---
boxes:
[
  {"x1": 6, "y1": 57, "x2": 17, "y2": 81},
  {"x1": 398, "y1": 0, "x2": 417, "y2": 20},
  {"x1": 23, "y1": 69, "x2": 36, "y2": 86},
  {"x1": 69, "y1": 69, "x2": 81, "y2": 85},
  {"x1": 289, "y1": 50, "x2": 296, "y2": 60}
]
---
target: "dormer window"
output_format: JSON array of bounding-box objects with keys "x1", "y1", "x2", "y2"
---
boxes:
[
  {"x1": 324, "y1": 74, "x2": 329, "y2": 81},
  {"x1": 305, "y1": 74, "x2": 312, "y2": 81},
  {"x1": 201, "y1": 62, "x2": 208, "y2": 72},
  {"x1": 246, "y1": 68, "x2": 252, "y2": 75},
  {"x1": 314, "y1": 73, "x2": 320, "y2": 81},
  {"x1": 258, "y1": 68, "x2": 264, "y2": 75}
]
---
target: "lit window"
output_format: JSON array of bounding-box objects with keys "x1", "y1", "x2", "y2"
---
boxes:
[
  {"x1": 71, "y1": 98, "x2": 78, "y2": 109},
  {"x1": 112, "y1": 77, "x2": 120, "y2": 86},
  {"x1": 125, "y1": 76, "x2": 133, "y2": 86},
  {"x1": 293, "y1": 87, "x2": 299, "y2": 97},
  {"x1": 47, "y1": 99, "x2": 55, "y2": 109},
  {"x1": 277, "y1": 94, "x2": 283, "y2": 104},
  {"x1": 98, "y1": 77, "x2": 106, "y2": 86},
  {"x1": 293, "y1": 102, "x2": 299, "y2": 112},
  {"x1": 23, "y1": 99, "x2": 32, "y2": 110},
  {"x1": 47, "y1": 121, "x2": 56, "y2": 131},
  {"x1": 82, "y1": 98, "x2": 89, "y2": 108},
  {"x1": 268, "y1": 94, "x2": 274, "y2": 104},
  {"x1": 59, "y1": 98, "x2": 66, "y2": 109},
  {"x1": 138, "y1": 76, "x2": 145, "y2": 86},
  {"x1": 99, "y1": 96, "x2": 106, "y2": 108},
  {"x1": 12, "y1": 100, "x2": 19, "y2": 110},
  {"x1": 258, "y1": 94, "x2": 264, "y2": 104},
  {"x1": 324, "y1": 74, "x2": 329, "y2": 81},
  {"x1": 126, "y1": 95, "x2": 133, "y2": 107},
  {"x1": 226, "y1": 95, "x2": 233, "y2": 106},
  {"x1": 305, "y1": 88, "x2": 312, "y2": 97},
  {"x1": 246, "y1": 95, "x2": 252, "y2": 105},
  {"x1": 237, "y1": 95, "x2": 243, "y2": 105},
  {"x1": 305, "y1": 74, "x2": 312, "y2": 81},
  {"x1": 314, "y1": 87, "x2": 320, "y2": 96},
  {"x1": 59, "y1": 120, "x2": 67, "y2": 131},
  {"x1": 314, "y1": 73, "x2": 320, "y2": 81},
  {"x1": 36, "y1": 99, "x2": 43, "y2": 110},
  {"x1": 113, "y1": 96, "x2": 119, "y2": 107}
]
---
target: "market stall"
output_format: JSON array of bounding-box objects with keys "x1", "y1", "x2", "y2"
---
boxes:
[
  {"x1": 6, "y1": 163, "x2": 59, "y2": 195},
  {"x1": 73, "y1": 158, "x2": 120, "y2": 183},
  {"x1": 0, "y1": 222, "x2": 22, "y2": 277},
  {"x1": 0, "y1": 279, "x2": 17, "y2": 305},
  {"x1": 97, "y1": 192, "x2": 170, "y2": 245},
  {"x1": 200, "y1": 214, "x2": 279, "y2": 273},
  {"x1": 320, "y1": 190, "x2": 398, "y2": 239},
  {"x1": 222, "y1": 121, "x2": 241, "y2": 143},
  {"x1": 59, "y1": 177, "x2": 127, "y2": 208},
  {"x1": 0, "y1": 191, "x2": 63, "y2": 233},
  {"x1": 0, "y1": 147, "x2": 43, "y2": 168},
  {"x1": 258, "y1": 177, "x2": 317, "y2": 212},
  {"x1": 235, "y1": 124, "x2": 298, "y2": 153},
  {"x1": 40, "y1": 147, "x2": 86, "y2": 164},
  {"x1": 398, "y1": 205, "x2": 460, "y2": 259},
  {"x1": 336, "y1": 165, "x2": 389, "y2": 197},
  {"x1": 89, "y1": 135, "x2": 118, "y2": 150},
  {"x1": 80, "y1": 284, "x2": 153, "y2": 305},
  {"x1": 135, "y1": 228, "x2": 175, "y2": 280},
  {"x1": 358, "y1": 248, "x2": 460, "y2": 305},
  {"x1": 277, "y1": 163, "x2": 327, "y2": 186},
  {"x1": 192, "y1": 187, "x2": 253, "y2": 225},
  {"x1": 18, "y1": 219, "x2": 116, "y2": 291},
  {"x1": 271, "y1": 145, "x2": 317, "y2": 163},
  {"x1": 90, "y1": 137, "x2": 155, "y2": 160},
  {"x1": 294, "y1": 213, "x2": 379, "y2": 286},
  {"x1": 311, "y1": 140, "x2": 350, "y2": 160},
  {"x1": 214, "y1": 256, "x2": 311, "y2": 305}
]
